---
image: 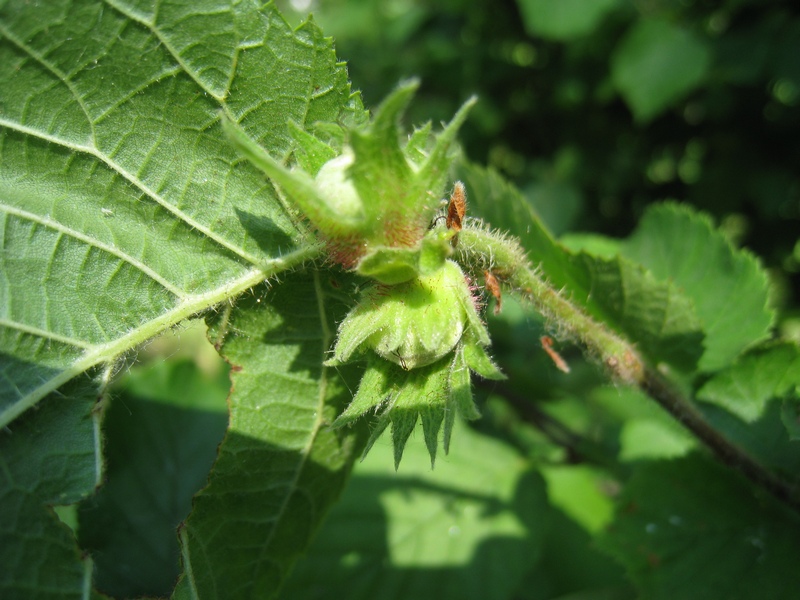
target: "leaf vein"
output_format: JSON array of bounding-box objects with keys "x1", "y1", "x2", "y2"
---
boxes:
[
  {"x1": 0, "y1": 244, "x2": 321, "y2": 429},
  {"x1": 0, "y1": 116, "x2": 267, "y2": 266},
  {"x1": 104, "y1": 0, "x2": 228, "y2": 102},
  {"x1": 0, "y1": 318, "x2": 95, "y2": 350},
  {"x1": 0, "y1": 21, "x2": 96, "y2": 147},
  {"x1": 1, "y1": 204, "x2": 186, "y2": 298}
]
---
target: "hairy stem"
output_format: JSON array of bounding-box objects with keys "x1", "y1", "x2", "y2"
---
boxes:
[{"x1": 459, "y1": 226, "x2": 800, "y2": 514}]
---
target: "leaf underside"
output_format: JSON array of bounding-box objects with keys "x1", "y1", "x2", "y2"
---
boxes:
[
  {"x1": 0, "y1": 0, "x2": 359, "y2": 427},
  {"x1": 1, "y1": 2, "x2": 365, "y2": 597}
]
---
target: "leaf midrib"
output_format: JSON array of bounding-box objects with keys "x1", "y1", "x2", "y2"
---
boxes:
[{"x1": 0, "y1": 244, "x2": 321, "y2": 429}]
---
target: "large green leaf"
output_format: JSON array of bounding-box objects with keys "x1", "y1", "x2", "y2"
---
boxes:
[
  {"x1": 0, "y1": 0, "x2": 359, "y2": 427},
  {"x1": 597, "y1": 455, "x2": 800, "y2": 600},
  {"x1": 611, "y1": 19, "x2": 711, "y2": 122},
  {"x1": 0, "y1": 376, "x2": 102, "y2": 600},
  {"x1": 280, "y1": 422, "x2": 548, "y2": 600},
  {"x1": 172, "y1": 270, "x2": 367, "y2": 599}
]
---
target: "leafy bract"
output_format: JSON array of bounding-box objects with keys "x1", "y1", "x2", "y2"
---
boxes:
[
  {"x1": 0, "y1": 376, "x2": 101, "y2": 600},
  {"x1": 280, "y1": 423, "x2": 548, "y2": 600},
  {"x1": 0, "y1": 0, "x2": 360, "y2": 427},
  {"x1": 172, "y1": 272, "x2": 366, "y2": 599},
  {"x1": 597, "y1": 456, "x2": 800, "y2": 600},
  {"x1": 611, "y1": 19, "x2": 711, "y2": 122}
]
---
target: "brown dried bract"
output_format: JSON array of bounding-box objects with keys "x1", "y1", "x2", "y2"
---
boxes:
[
  {"x1": 540, "y1": 336, "x2": 571, "y2": 373},
  {"x1": 484, "y1": 270, "x2": 502, "y2": 315},
  {"x1": 446, "y1": 181, "x2": 467, "y2": 233}
]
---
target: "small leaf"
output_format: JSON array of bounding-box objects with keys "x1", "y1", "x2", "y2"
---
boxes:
[
  {"x1": 516, "y1": 0, "x2": 623, "y2": 41},
  {"x1": 611, "y1": 19, "x2": 711, "y2": 122},
  {"x1": 597, "y1": 455, "x2": 800, "y2": 600},
  {"x1": 77, "y1": 359, "x2": 228, "y2": 599},
  {"x1": 571, "y1": 252, "x2": 704, "y2": 372},
  {"x1": 623, "y1": 202, "x2": 774, "y2": 371},
  {"x1": 458, "y1": 162, "x2": 705, "y2": 372}
]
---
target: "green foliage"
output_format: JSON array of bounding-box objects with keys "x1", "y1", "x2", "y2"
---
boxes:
[
  {"x1": 611, "y1": 19, "x2": 711, "y2": 122},
  {"x1": 698, "y1": 342, "x2": 800, "y2": 423},
  {"x1": 517, "y1": 0, "x2": 623, "y2": 41},
  {"x1": 0, "y1": 376, "x2": 101, "y2": 599},
  {"x1": 458, "y1": 162, "x2": 707, "y2": 374},
  {"x1": 173, "y1": 272, "x2": 364, "y2": 599},
  {"x1": 597, "y1": 456, "x2": 800, "y2": 600},
  {"x1": 77, "y1": 357, "x2": 229, "y2": 597},
  {"x1": 622, "y1": 203, "x2": 774, "y2": 371},
  {"x1": 280, "y1": 424, "x2": 550, "y2": 600},
  {"x1": 3, "y1": 1, "x2": 800, "y2": 599},
  {"x1": 0, "y1": 0, "x2": 357, "y2": 427}
]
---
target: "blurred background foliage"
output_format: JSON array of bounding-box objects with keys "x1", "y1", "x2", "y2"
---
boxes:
[{"x1": 278, "y1": 0, "x2": 800, "y2": 331}]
